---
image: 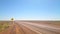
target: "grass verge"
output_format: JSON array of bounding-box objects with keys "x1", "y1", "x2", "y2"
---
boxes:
[{"x1": 0, "y1": 22, "x2": 9, "y2": 32}]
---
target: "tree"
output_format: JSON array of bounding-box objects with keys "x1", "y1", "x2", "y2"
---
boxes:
[{"x1": 11, "y1": 18, "x2": 14, "y2": 21}]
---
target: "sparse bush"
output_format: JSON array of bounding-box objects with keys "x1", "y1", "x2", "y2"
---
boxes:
[{"x1": 0, "y1": 22, "x2": 10, "y2": 32}]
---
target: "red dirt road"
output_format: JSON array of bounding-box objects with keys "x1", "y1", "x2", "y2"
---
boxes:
[{"x1": 0, "y1": 21, "x2": 60, "y2": 34}]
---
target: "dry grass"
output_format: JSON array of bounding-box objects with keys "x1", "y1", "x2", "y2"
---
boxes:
[{"x1": 0, "y1": 21, "x2": 10, "y2": 32}]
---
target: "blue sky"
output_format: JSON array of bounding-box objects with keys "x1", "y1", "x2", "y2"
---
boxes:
[{"x1": 0, "y1": 0, "x2": 60, "y2": 20}]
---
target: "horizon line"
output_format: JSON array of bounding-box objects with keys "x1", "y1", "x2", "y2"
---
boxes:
[{"x1": 0, "y1": 19, "x2": 60, "y2": 21}]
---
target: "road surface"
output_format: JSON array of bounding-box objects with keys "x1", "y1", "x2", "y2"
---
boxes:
[{"x1": 0, "y1": 21, "x2": 60, "y2": 34}]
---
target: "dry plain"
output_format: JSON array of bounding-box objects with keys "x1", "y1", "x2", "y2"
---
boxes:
[{"x1": 0, "y1": 21, "x2": 60, "y2": 34}]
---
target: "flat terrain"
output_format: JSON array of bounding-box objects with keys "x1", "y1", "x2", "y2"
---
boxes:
[{"x1": 0, "y1": 21, "x2": 60, "y2": 34}]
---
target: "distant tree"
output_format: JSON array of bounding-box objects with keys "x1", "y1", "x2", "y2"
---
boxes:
[{"x1": 11, "y1": 18, "x2": 14, "y2": 21}]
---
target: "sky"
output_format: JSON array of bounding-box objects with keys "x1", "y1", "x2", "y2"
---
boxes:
[{"x1": 0, "y1": 0, "x2": 60, "y2": 20}]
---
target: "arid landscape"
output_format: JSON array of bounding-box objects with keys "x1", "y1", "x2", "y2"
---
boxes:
[{"x1": 0, "y1": 21, "x2": 60, "y2": 34}]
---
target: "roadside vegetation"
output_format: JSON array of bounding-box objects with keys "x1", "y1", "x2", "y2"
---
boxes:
[{"x1": 0, "y1": 22, "x2": 10, "y2": 32}]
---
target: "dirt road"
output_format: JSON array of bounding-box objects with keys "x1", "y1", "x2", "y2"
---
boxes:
[{"x1": 0, "y1": 21, "x2": 60, "y2": 34}]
